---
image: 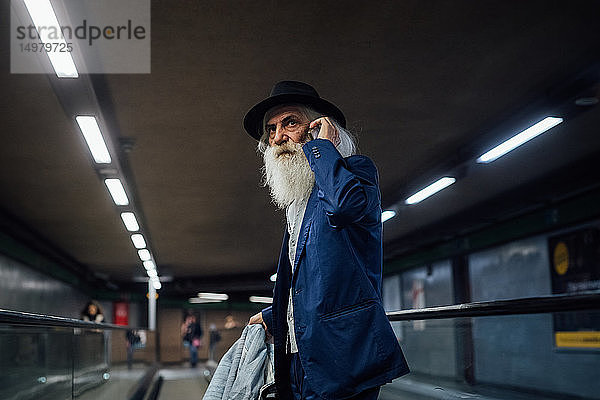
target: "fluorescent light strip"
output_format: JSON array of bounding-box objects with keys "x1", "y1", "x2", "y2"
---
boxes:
[
  {"x1": 143, "y1": 260, "x2": 156, "y2": 270},
  {"x1": 23, "y1": 0, "x2": 78, "y2": 78},
  {"x1": 197, "y1": 292, "x2": 229, "y2": 301},
  {"x1": 75, "y1": 116, "x2": 111, "y2": 163},
  {"x1": 138, "y1": 249, "x2": 151, "y2": 262},
  {"x1": 189, "y1": 298, "x2": 222, "y2": 304},
  {"x1": 477, "y1": 117, "x2": 563, "y2": 163},
  {"x1": 249, "y1": 296, "x2": 273, "y2": 304},
  {"x1": 104, "y1": 178, "x2": 129, "y2": 206},
  {"x1": 120, "y1": 212, "x2": 139, "y2": 231},
  {"x1": 381, "y1": 210, "x2": 396, "y2": 223},
  {"x1": 131, "y1": 234, "x2": 146, "y2": 249},
  {"x1": 405, "y1": 177, "x2": 456, "y2": 205}
]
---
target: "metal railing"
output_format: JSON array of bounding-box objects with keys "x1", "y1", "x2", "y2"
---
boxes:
[
  {"x1": 0, "y1": 308, "x2": 157, "y2": 400},
  {"x1": 386, "y1": 291, "x2": 600, "y2": 321},
  {"x1": 0, "y1": 308, "x2": 129, "y2": 329}
]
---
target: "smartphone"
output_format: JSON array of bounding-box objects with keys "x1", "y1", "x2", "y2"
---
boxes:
[{"x1": 308, "y1": 125, "x2": 321, "y2": 140}]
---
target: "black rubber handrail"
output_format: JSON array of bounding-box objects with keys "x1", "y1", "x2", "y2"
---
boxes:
[
  {"x1": 386, "y1": 292, "x2": 600, "y2": 321},
  {"x1": 2, "y1": 292, "x2": 598, "y2": 327},
  {"x1": 0, "y1": 308, "x2": 135, "y2": 330}
]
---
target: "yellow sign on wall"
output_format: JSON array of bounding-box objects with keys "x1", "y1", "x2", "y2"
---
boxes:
[
  {"x1": 553, "y1": 242, "x2": 569, "y2": 275},
  {"x1": 549, "y1": 228, "x2": 600, "y2": 350},
  {"x1": 555, "y1": 331, "x2": 600, "y2": 348}
]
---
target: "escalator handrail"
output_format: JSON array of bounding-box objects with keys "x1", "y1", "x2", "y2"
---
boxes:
[
  {"x1": 386, "y1": 291, "x2": 600, "y2": 321},
  {"x1": 0, "y1": 308, "x2": 137, "y2": 330},
  {"x1": 2, "y1": 292, "x2": 598, "y2": 327}
]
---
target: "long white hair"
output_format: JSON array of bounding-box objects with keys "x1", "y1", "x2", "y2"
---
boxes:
[{"x1": 258, "y1": 105, "x2": 358, "y2": 209}]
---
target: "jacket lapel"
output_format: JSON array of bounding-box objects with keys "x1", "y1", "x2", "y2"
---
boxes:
[
  {"x1": 276, "y1": 230, "x2": 291, "y2": 291},
  {"x1": 291, "y1": 188, "x2": 319, "y2": 283}
]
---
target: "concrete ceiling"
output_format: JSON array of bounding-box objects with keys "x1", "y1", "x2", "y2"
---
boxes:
[{"x1": 1, "y1": 0, "x2": 599, "y2": 298}]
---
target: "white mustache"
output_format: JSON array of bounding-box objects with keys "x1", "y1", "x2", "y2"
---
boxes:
[{"x1": 273, "y1": 142, "x2": 300, "y2": 156}]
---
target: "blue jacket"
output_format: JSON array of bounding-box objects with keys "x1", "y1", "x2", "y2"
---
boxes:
[{"x1": 262, "y1": 139, "x2": 409, "y2": 400}]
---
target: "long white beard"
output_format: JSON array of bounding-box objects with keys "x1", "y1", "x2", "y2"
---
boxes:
[{"x1": 263, "y1": 141, "x2": 315, "y2": 209}]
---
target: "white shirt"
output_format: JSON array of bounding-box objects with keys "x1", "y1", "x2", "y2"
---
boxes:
[{"x1": 285, "y1": 197, "x2": 308, "y2": 354}]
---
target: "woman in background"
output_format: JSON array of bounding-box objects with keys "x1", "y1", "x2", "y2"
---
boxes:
[{"x1": 81, "y1": 300, "x2": 104, "y2": 323}]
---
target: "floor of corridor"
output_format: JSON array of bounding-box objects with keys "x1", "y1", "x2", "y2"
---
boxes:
[
  {"x1": 154, "y1": 363, "x2": 575, "y2": 400},
  {"x1": 157, "y1": 364, "x2": 209, "y2": 400}
]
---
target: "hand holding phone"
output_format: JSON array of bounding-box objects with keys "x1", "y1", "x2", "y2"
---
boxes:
[{"x1": 309, "y1": 117, "x2": 340, "y2": 146}]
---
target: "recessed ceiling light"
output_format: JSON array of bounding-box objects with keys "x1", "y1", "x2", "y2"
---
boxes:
[
  {"x1": 138, "y1": 249, "x2": 151, "y2": 261},
  {"x1": 249, "y1": 296, "x2": 273, "y2": 304},
  {"x1": 75, "y1": 116, "x2": 111, "y2": 163},
  {"x1": 574, "y1": 97, "x2": 599, "y2": 107},
  {"x1": 405, "y1": 177, "x2": 456, "y2": 205},
  {"x1": 131, "y1": 234, "x2": 146, "y2": 249},
  {"x1": 197, "y1": 292, "x2": 229, "y2": 301},
  {"x1": 382, "y1": 210, "x2": 396, "y2": 222},
  {"x1": 477, "y1": 117, "x2": 563, "y2": 163},
  {"x1": 120, "y1": 212, "x2": 139, "y2": 231},
  {"x1": 189, "y1": 298, "x2": 222, "y2": 304},
  {"x1": 143, "y1": 260, "x2": 156, "y2": 270},
  {"x1": 104, "y1": 178, "x2": 129, "y2": 206},
  {"x1": 23, "y1": 0, "x2": 79, "y2": 78}
]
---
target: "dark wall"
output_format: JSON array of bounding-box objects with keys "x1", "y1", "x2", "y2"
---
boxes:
[
  {"x1": 384, "y1": 260, "x2": 457, "y2": 379},
  {"x1": 0, "y1": 253, "x2": 88, "y2": 318},
  {"x1": 382, "y1": 220, "x2": 600, "y2": 398},
  {"x1": 469, "y1": 231, "x2": 600, "y2": 398}
]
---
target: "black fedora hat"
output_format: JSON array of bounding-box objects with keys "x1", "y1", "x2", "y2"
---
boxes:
[{"x1": 243, "y1": 81, "x2": 346, "y2": 141}]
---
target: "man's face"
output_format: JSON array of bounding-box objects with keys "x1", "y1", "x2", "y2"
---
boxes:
[
  {"x1": 262, "y1": 105, "x2": 316, "y2": 209},
  {"x1": 265, "y1": 106, "x2": 311, "y2": 148}
]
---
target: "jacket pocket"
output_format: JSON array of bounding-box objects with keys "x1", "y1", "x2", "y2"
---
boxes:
[
  {"x1": 309, "y1": 300, "x2": 392, "y2": 397},
  {"x1": 319, "y1": 299, "x2": 377, "y2": 321}
]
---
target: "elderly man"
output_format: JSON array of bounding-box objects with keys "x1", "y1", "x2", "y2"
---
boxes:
[{"x1": 246, "y1": 81, "x2": 409, "y2": 400}]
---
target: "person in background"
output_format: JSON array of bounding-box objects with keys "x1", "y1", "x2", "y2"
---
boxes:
[
  {"x1": 208, "y1": 323, "x2": 222, "y2": 361},
  {"x1": 125, "y1": 329, "x2": 141, "y2": 370},
  {"x1": 181, "y1": 313, "x2": 203, "y2": 368},
  {"x1": 81, "y1": 300, "x2": 104, "y2": 323},
  {"x1": 224, "y1": 314, "x2": 239, "y2": 329}
]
